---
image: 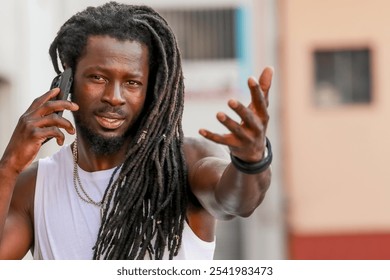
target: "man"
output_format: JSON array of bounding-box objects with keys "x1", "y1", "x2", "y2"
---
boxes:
[{"x1": 0, "y1": 2, "x2": 273, "y2": 259}]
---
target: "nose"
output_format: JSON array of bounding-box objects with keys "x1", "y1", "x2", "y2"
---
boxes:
[{"x1": 101, "y1": 81, "x2": 125, "y2": 106}]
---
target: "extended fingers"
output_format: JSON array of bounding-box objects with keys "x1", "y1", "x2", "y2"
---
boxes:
[
  {"x1": 247, "y1": 67, "x2": 273, "y2": 113},
  {"x1": 216, "y1": 111, "x2": 249, "y2": 140},
  {"x1": 227, "y1": 99, "x2": 259, "y2": 130},
  {"x1": 248, "y1": 77, "x2": 268, "y2": 115},
  {"x1": 259, "y1": 66, "x2": 273, "y2": 99},
  {"x1": 199, "y1": 129, "x2": 229, "y2": 145},
  {"x1": 199, "y1": 111, "x2": 255, "y2": 148}
]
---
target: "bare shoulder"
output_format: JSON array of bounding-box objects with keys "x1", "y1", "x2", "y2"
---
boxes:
[
  {"x1": 0, "y1": 162, "x2": 37, "y2": 259},
  {"x1": 12, "y1": 162, "x2": 38, "y2": 217}
]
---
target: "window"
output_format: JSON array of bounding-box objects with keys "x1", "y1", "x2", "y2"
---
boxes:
[
  {"x1": 314, "y1": 49, "x2": 371, "y2": 107},
  {"x1": 158, "y1": 8, "x2": 237, "y2": 60}
]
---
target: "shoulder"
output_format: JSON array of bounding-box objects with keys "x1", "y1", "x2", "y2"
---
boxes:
[{"x1": 12, "y1": 161, "x2": 38, "y2": 220}]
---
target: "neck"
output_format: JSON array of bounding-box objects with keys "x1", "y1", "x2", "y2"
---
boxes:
[{"x1": 73, "y1": 136, "x2": 129, "y2": 172}]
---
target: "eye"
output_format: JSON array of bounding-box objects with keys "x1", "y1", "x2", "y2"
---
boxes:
[
  {"x1": 89, "y1": 75, "x2": 106, "y2": 83},
  {"x1": 125, "y1": 80, "x2": 141, "y2": 87}
]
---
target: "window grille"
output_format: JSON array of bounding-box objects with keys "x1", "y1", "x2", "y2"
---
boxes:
[
  {"x1": 314, "y1": 49, "x2": 371, "y2": 106},
  {"x1": 158, "y1": 8, "x2": 237, "y2": 60}
]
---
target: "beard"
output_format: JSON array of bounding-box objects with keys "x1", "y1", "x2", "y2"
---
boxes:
[{"x1": 73, "y1": 113, "x2": 131, "y2": 156}]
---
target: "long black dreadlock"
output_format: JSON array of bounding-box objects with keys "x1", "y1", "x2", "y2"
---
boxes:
[{"x1": 48, "y1": 2, "x2": 188, "y2": 259}]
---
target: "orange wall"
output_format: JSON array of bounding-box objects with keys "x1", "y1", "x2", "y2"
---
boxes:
[{"x1": 279, "y1": 0, "x2": 390, "y2": 245}]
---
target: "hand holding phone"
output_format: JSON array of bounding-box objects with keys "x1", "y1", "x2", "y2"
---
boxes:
[
  {"x1": 43, "y1": 68, "x2": 74, "y2": 144},
  {"x1": 50, "y1": 68, "x2": 73, "y2": 117}
]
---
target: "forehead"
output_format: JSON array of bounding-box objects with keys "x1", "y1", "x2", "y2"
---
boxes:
[{"x1": 78, "y1": 35, "x2": 150, "y2": 68}]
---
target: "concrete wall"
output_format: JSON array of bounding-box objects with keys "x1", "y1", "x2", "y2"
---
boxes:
[{"x1": 279, "y1": 0, "x2": 390, "y2": 258}]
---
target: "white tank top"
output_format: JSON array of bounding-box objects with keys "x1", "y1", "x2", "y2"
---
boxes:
[{"x1": 34, "y1": 145, "x2": 215, "y2": 260}]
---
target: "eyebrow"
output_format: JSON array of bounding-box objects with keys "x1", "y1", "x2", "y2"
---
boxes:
[{"x1": 83, "y1": 65, "x2": 145, "y2": 78}]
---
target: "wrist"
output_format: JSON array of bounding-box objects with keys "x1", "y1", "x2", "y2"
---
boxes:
[
  {"x1": 0, "y1": 155, "x2": 23, "y2": 177},
  {"x1": 230, "y1": 137, "x2": 273, "y2": 174}
]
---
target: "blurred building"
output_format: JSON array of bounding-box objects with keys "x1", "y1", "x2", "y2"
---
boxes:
[{"x1": 278, "y1": 0, "x2": 390, "y2": 259}]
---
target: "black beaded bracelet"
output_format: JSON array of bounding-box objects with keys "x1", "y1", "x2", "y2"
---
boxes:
[{"x1": 230, "y1": 137, "x2": 273, "y2": 174}]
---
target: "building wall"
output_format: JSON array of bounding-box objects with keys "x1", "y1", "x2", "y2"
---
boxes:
[{"x1": 279, "y1": 0, "x2": 390, "y2": 259}]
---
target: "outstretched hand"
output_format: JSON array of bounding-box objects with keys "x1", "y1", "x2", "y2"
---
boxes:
[{"x1": 199, "y1": 66, "x2": 273, "y2": 163}]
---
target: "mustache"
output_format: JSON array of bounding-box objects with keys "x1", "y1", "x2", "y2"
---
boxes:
[{"x1": 95, "y1": 105, "x2": 126, "y2": 117}]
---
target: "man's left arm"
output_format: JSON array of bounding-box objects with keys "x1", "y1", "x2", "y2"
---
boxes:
[{"x1": 193, "y1": 67, "x2": 273, "y2": 219}]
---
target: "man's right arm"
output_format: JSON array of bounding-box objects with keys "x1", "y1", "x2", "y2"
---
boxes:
[
  {"x1": 0, "y1": 161, "x2": 37, "y2": 259},
  {"x1": 0, "y1": 88, "x2": 78, "y2": 259}
]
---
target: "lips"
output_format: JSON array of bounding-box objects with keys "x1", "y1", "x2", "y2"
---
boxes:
[{"x1": 95, "y1": 115, "x2": 126, "y2": 130}]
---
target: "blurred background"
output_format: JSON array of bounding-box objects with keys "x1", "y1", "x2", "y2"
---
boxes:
[{"x1": 1, "y1": 0, "x2": 389, "y2": 260}]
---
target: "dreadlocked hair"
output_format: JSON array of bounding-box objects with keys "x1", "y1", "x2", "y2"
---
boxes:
[{"x1": 49, "y1": 2, "x2": 188, "y2": 259}]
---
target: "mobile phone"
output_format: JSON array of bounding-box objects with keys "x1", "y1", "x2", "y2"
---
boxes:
[
  {"x1": 43, "y1": 68, "x2": 73, "y2": 144},
  {"x1": 50, "y1": 68, "x2": 73, "y2": 117}
]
